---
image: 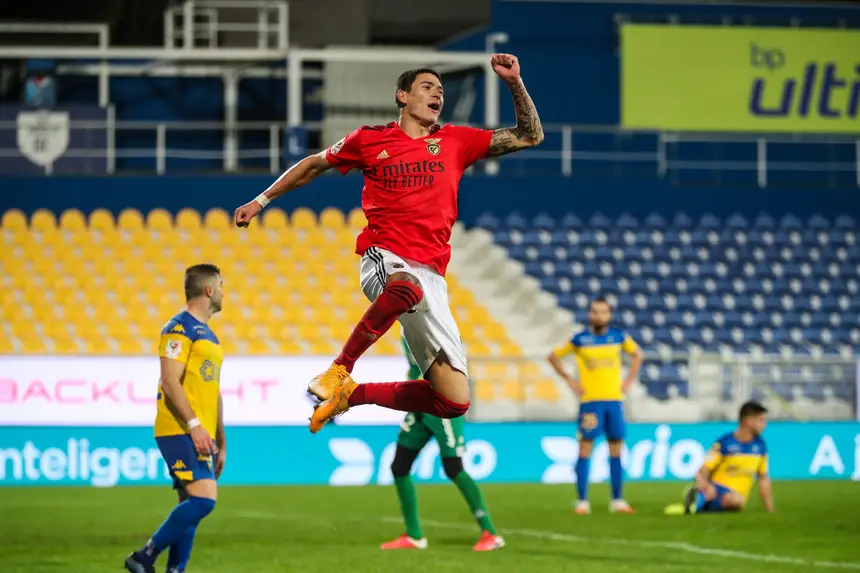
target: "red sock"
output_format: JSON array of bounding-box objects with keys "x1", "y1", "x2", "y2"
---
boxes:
[
  {"x1": 335, "y1": 280, "x2": 423, "y2": 373},
  {"x1": 347, "y1": 380, "x2": 470, "y2": 419}
]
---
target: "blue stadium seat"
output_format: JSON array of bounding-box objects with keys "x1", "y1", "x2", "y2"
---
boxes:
[{"x1": 486, "y1": 211, "x2": 855, "y2": 356}]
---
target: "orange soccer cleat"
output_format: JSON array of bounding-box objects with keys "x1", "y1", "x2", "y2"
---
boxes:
[
  {"x1": 309, "y1": 377, "x2": 357, "y2": 433},
  {"x1": 307, "y1": 363, "x2": 353, "y2": 401},
  {"x1": 380, "y1": 535, "x2": 428, "y2": 550},
  {"x1": 472, "y1": 531, "x2": 505, "y2": 552}
]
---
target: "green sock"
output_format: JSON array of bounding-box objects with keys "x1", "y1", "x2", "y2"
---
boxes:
[
  {"x1": 452, "y1": 471, "x2": 497, "y2": 535},
  {"x1": 394, "y1": 476, "x2": 424, "y2": 539}
]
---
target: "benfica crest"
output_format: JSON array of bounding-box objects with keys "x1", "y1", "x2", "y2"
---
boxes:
[
  {"x1": 17, "y1": 111, "x2": 70, "y2": 169},
  {"x1": 424, "y1": 138, "x2": 441, "y2": 156}
]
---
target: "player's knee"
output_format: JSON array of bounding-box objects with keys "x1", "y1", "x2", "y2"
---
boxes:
[
  {"x1": 187, "y1": 495, "x2": 216, "y2": 519},
  {"x1": 391, "y1": 446, "x2": 418, "y2": 478},
  {"x1": 384, "y1": 276, "x2": 424, "y2": 312},
  {"x1": 442, "y1": 457, "x2": 464, "y2": 481},
  {"x1": 432, "y1": 391, "x2": 470, "y2": 419}
]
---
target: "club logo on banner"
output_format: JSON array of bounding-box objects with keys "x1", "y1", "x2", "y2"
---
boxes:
[
  {"x1": 621, "y1": 24, "x2": 860, "y2": 133},
  {"x1": 16, "y1": 111, "x2": 70, "y2": 169}
]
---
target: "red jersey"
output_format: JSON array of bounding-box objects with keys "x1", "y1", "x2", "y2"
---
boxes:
[{"x1": 325, "y1": 122, "x2": 494, "y2": 276}]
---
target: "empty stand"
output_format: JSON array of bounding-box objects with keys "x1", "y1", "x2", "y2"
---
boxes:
[
  {"x1": 481, "y1": 211, "x2": 859, "y2": 411},
  {"x1": 0, "y1": 207, "x2": 518, "y2": 363}
]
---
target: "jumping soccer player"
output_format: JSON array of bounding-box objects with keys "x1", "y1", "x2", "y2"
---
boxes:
[
  {"x1": 381, "y1": 334, "x2": 504, "y2": 552},
  {"x1": 234, "y1": 54, "x2": 543, "y2": 433},
  {"x1": 665, "y1": 401, "x2": 773, "y2": 515},
  {"x1": 125, "y1": 264, "x2": 226, "y2": 573},
  {"x1": 547, "y1": 297, "x2": 643, "y2": 515}
]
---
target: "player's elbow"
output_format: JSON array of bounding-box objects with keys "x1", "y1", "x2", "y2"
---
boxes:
[{"x1": 531, "y1": 127, "x2": 545, "y2": 146}]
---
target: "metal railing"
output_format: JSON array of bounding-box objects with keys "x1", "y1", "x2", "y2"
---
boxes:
[
  {"x1": 2, "y1": 118, "x2": 858, "y2": 183},
  {"x1": 466, "y1": 353, "x2": 858, "y2": 423}
]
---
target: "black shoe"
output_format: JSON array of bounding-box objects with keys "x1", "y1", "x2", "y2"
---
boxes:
[{"x1": 124, "y1": 552, "x2": 156, "y2": 573}]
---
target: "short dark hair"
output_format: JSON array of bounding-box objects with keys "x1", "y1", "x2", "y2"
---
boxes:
[
  {"x1": 739, "y1": 400, "x2": 768, "y2": 420},
  {"x1": 184, "y1": 263, "x2": 220, "y2": 301},
  {"x1": 395, "y1": 68, "x2": 441, "y2": 109},
  {"x1": 590, "y1": 296, "x2": 613, "y2": 311}
]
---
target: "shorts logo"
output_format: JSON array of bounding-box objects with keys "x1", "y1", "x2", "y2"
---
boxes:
[
  {"x1": 199, "y1": 360, "x2": 216, "y2": 382},
  {"x1": 165, "y1": 340, "x2": 183, "y2": 359},
  {"x1": 425, "y1": 138, "x2": 441, "y2": 155},
  {"x1": 580, "y1": 412, "x2": 599, "y2": 431},
  {"x1": 172, "y1": 460, "x2": 187, "y2": 470},
  {"x1": 392, "y1": 263, "x2": 404, "y2": 269},
  {"x1": 330, "y1": 137, "x2": 346, "y2": 155}
]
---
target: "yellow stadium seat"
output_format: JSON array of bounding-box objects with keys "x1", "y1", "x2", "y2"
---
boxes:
[
  {"x1": 147, "y1": 208, "x2": 173, "y2": 230},
  {"x1": 31, "y1": 209, "x2": 57, "y2": 231},
  {"x1": 532, "y1": 379, "x2": 560, "y2": 401},
  {"x1": 347, "y1": 208, "x2": 367, "y2": 230},
  {"x1": 290, "y1": 207, "x2": 316, "y2": 229},
  {"x1": 262, "y1": 207, "x2": 288, "y2": 229},
  {"x1": 59, "y1": 209, "x2": 87, "y2": 231},
  {"x1": 88, "y1": 208, "x2": 115, "y2": 230},
  {"x1": 319, "y1": 207, "x2": 346, "y2": 229},
  {"x1": 474, "y1": 380, "x2": 496, "y2": 402},
  {"x1": 1, "y1": 209, "x2": 27, "y2": 231},
  {"x1": 176, "y1": 208, "x2": 202, "y2": 230},
  {"x1": 501, "y1": 380, "x2": 525, "y2": 401},
  {"x1": 117, "y1": 209, "x2": 145, "y2": 231},
  {"x1": 204, "y1": 208, "x2": 231, "y2": 229}
]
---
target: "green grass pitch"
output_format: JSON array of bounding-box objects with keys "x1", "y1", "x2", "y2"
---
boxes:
[{"x1": 1, "y1": 482, "x2": 857, "y2": 573}]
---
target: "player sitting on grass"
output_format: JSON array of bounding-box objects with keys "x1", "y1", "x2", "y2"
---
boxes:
[
  {"x1": 381, "y1": 333, "x2": 504, "y2": 552},
  {"x1": 125, "y1": 265, "x2": 226, "y2": 573},
  {"x1": 665, "y1": 400, "x2": 774, "y2": 515},
  {"x1": 548, "y1": 297, "x2": 643, "y2": 515}
]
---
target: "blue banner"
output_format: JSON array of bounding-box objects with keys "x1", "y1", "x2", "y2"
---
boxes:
[{"x1": 0, "y1": 423, "x2": 857, "y2": 487}]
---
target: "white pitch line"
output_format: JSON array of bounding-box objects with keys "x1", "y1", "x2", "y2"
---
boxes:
[{"x1": 236, "y1": 511, "x2": 860, "y2": 570}]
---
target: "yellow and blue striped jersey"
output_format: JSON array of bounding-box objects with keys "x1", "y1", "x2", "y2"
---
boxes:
[
  {"x1": 553, "y1": 327, "x2": 639, "y2": 402},
  {"x1": 154, "y1": 310, "x2": 223, "y2": 438},
  {"x1": 704, "y1": 432, "x2": 768, "y2": 501}
]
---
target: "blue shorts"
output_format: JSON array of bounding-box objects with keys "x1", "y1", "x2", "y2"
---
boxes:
[
  {"x1": 577, "y1": 400, "x2": 626, "y2": 441},
  {"x1": 156, "y1": 434, "x2": 215, "y2": 490},
  {"x1": 703, "y1": 483, "x2": 737, "y2": 512}
]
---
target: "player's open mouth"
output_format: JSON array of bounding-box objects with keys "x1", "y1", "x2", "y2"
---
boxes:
[{"x1": 428, "y1": 102, "x2": 441, "y2": 112}]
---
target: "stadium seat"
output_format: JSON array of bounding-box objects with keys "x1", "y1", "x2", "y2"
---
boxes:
[
  {"x1": 481, "y1": 211, "x2": 859, "y2": 403},
  {"x1": 2, "y1": 208, "x2": 520, "y2": 397}
]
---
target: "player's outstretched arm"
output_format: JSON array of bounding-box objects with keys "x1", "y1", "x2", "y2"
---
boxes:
[
  {"x1": 234, "y1": 151, "x2": 333, "y2": 227},
  {"x1": 486, "y1": 54, "x2": 544, "y2": 158}
]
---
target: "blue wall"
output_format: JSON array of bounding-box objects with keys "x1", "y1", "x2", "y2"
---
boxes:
[
  {"x1": 3, "y1": 175, "x2": 859, "y2": 223},
  {"x1": 1, "y1": 422, "x2": 857, "y2": 486}
]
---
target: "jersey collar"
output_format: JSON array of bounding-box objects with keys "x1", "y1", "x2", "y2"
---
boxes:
[{"x1": 390, "y1": 121, "x2": 442, "y2": 138}]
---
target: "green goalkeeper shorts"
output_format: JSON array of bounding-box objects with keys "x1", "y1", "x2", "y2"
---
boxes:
[{"x1": 397, "y1": 412, "x2": 466, "y2": 458}]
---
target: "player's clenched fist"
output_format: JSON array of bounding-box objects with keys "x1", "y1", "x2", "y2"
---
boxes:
[
  {"x1": 234, "y1": 200, "x2": 262, "y2": 227},
  {"x1": 490, "y1": 53, "x2": 521, "y2": 84}
]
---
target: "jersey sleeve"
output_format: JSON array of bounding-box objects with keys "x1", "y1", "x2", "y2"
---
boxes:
[
  {"x1": 455, "y1": 126, "x2": 494, "y2": 168},
  {"x1": 702, "y1": 441, "x2": 724, "y2": 471},
  {"x1": 159, "y1": 322, "x2": 192, "y2": 363},
  {"x1": 325, "y1": 128, "x2": 364, "y2": 175},
  {"x1": 621, "y1": 334, "x2": 640, "y2": 354},
  {"x1": 757, "y1": 454, "x2": 769, "y2": 476},
  {"x1": 553, "y1": 341, "x2": 576, "y2": 358}
]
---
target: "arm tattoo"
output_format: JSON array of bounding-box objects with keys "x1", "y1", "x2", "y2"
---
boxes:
[{"x1": 487, "y1": 80, "x2": 544, "y2": 157}]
